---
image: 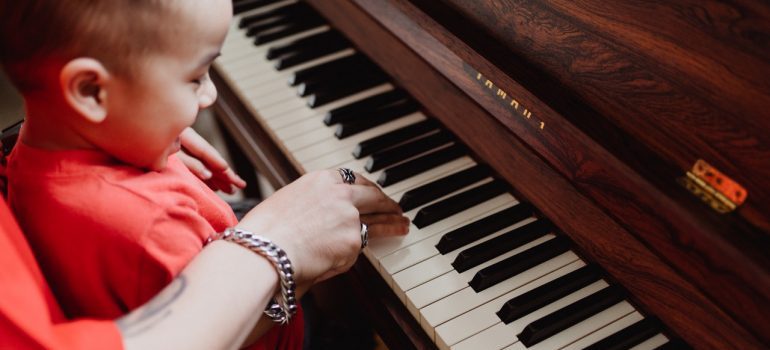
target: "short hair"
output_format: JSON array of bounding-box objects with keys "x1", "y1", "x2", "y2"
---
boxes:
[{"x1": 0, "y1": 0, "x2": 177, "y2": 92}]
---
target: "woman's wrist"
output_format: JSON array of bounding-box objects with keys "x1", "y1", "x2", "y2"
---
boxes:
[{"x1": 207, "y1": 228, "x2": 298, "y2": 324}]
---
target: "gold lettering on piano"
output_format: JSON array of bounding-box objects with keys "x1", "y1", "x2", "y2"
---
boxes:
[{"x1": 468, "y1": 66, "x2": 545, "y2": 131}]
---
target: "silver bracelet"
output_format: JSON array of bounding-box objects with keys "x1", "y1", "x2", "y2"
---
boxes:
[{"x1": 207, "y1": 228, "x2": 297, "y2": 324}]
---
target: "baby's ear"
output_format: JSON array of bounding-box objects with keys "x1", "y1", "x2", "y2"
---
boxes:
[{"x1": 60, "y1": 58, "x2": 110, "y2": 123}]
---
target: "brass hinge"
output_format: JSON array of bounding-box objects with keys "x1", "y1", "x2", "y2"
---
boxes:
[{"x1": 677, "y1": 159, "x2": 747, "y2": 213}]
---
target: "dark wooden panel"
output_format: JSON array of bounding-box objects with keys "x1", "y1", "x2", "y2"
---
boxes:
[
  {"x1": 438, "y1": 0, "x2": 770, "y2": 233},
  {"x1": 308, "y1": 0, "x2": 767, "y2": 348}
]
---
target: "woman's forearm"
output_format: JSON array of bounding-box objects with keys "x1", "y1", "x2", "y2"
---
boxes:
[{"x1": 118, "y1": 240, "x2": 279, "y2": 350}]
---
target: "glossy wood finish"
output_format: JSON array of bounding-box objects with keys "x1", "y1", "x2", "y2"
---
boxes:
[
  {"x1": 306, "y1": 0, "x2": 767, "y2": 348},
  {"x1": 213, "y1": 0, "x2": 769, "y2": 348}
]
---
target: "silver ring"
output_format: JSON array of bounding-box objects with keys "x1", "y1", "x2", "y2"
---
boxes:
[
  {"x1": 360, "y1": 223, "x2": 369, "y2": 249},
  {"x1": 338, "y1": 168, "x2": 356, "y2": 185}
]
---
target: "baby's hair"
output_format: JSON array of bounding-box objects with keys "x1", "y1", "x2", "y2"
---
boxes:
[{"x1": 0, "y1": 0, "x2": 177, "y2": 92}]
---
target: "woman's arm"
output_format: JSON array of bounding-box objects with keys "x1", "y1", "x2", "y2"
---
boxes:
[{"x1": 119, "y1": 240, "x2": 277, "y2": 350}]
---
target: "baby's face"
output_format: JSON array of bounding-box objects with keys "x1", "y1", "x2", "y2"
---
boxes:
[{"x1": 101, "y1": 0, "x2": 232, "y2": 170}]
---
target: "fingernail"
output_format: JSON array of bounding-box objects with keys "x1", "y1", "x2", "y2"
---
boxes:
[{"x1": 201, "y1": 170, "x2": 212, "y2": 179}]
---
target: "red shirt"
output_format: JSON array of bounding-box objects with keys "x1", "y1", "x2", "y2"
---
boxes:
[
  {"x1": 7, "y1": 142, "x2": 303, "y2": 349},
  {"x1": 0, "y1": 198, "x2": 123, "y2": 349}
]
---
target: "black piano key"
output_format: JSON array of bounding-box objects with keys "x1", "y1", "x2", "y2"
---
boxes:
[
  {"x1": 274, "y1": 35, "x2": 350, "y2": 70},
  {"x1": 353, "y1": 119, "x2": 439, "y2": 159},
  {"x1": 334, "y1": 99, "x2": 419, "y2": 138},
  {"x1": 496, "y1": 265, "x2": 602, "y2": 323},
  {"x1": 245, "y1": 6, "x2": 316, "y2": 38},
  {"x1": 654, "y1": 339, "x2": 691, "y2": 350},
  {"x1": 365, "y1": 131, "x2": 454, "y2": 172},
  {"x1": 308, "y1": 73, "x2": 390, "y2": 108},
  {"x1": 412, "y1": 179, "x2": 509, "y2": 229},
  {"x1": 583, "y1": 317, "x2": 662, "y2": 350},
  {"x1": 517, "y1": 285, "x2": 626, "y2": 347},
  {"x1": 377, "y1": 143, "x2": 466, "y2": 187},
  {"x1": 325, "y1": 89, "x2": 409, "y2": 125},
  {"x1": 288, "y1": 54, "x2": 372, "y2": 86},
  {"x1": 468, "y1": 235, "x2": 571, "y2": 292},
  {"x1": 239, "y1": 2, "x2": 306, "y2": 28},
  {"x1": 234, "y1": 0, "x2": 283, "y2": 15},
  {"x1": 453, "y1": 219, "x2": 553, "y2": 273},
  {"x1": 400, "y1": 164, "x2": 490, "y2": 212},
  {"x1": 435, "y1": 203, "x2": 533, "y2": 254},
  {"x1": 246, "y1": 16, "x2": 293, "y2": 38},
  {"x1": 298, "y1": 68, "x2": 386, "y2": 97},
  {"x1": 254, "y1": 17, "x2": 326, "y2": 45},
  {"x1": 266, "y1": 29, "x2": 344, "y2": 60}
]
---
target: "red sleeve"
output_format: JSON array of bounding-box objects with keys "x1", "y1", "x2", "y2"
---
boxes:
[{"x1": 0, "y1": 200, "x2": 123, "y2": 349}]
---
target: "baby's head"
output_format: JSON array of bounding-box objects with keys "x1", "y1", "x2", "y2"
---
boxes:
[{"x1": 0, "y1": 0, "x2": 232, "y2": 170}]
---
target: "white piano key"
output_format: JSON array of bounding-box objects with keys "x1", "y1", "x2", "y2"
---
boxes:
[
  {"x1": 630, "y1": 334, "x2": 670, "y2": 350},
  {"x1": 267, "y1": 85, "x2": 395, "y2": 131},
  {"x1": 387, "y1": 161, "x2": 478, "y2": 203},
  {"x1": 381, "y1": 199, "x2": 519, "y2": 288},
  {"x1": 380, "y1": 198, "x2": 524, "y2": 277},
  {"x1": 401, "y1": 235, "x2": 558, "y2": 313},
  {"x1": 283, "y1": 124, "x2": 337, "y2": 151},
  {"x1": 246, "y1": 84, "x2": 300, "y2": 109},
  {"x1": 238, "y1": 74, "x2": 293, "y2": 97},
  {"x1": 451, "y1": 322, "x2": 517, "y2": 350},
  {"x1": 262, "y1": 83, "x2": 394, "y2": 124},
  {"x1": 236, "y1": 48, "x2": 356, "y2": 89},
  {"x1": 448, "y1": 280, "x2": 610, "y2": 350},
  {"x1": 257, "y1": 97, "x2": 307, "y2": 119},
  {"x1": 432, "y1": 260, "x2": 585, "y2": 349},
  {"x1": 222, "y1": 26, "x2": 333, "y2": 68},
  {"x1": 420, "y1": 255, "x2": 583, "y2": 339},
  {"x1": 226, "y1": 57, "x2": 281, "y2": 84},
  {"x1": 502, "y1": 343, "x2": 527, "y2": 350},
  {"x1": 274, "y1": 114, "x2": 327, "y2": 139},
  {"x1": 367, "y1": 193, "x2": 516, "y2": 260},
  {"x1": 436, "y1": 277, "x2": 608, "y2": 349},
  {"x1": 298, "y1": 113, "x2": 427, "y2": 166},
  {"x1": 560, "y1": 311, "x2": 644, "y2": 350},
  {"x1": 222, "y1": 26, "x2": 332, "y2": 69},
  {"x1": 377, "y1": 157, "x2": 476, "y2": 197},
  {"x1": 527, "y1": 300, "x2": 635, "y2": 350}
]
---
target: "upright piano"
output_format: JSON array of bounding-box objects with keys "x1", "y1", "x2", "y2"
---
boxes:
[{"x1": 211, "y1": 1, "x2": 770, "y2": 348}]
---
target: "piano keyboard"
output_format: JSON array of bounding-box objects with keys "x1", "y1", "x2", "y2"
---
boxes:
[{"x1": 216, "y1": 1, "x2": 684, "y2": 349}]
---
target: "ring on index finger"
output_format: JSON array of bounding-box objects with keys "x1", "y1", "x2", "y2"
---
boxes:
[
  {"x1": 360, "y1": 223, "x2": 369, "y2": 249},
  {"x1": 338, "y1": 168, "x2": 356, "y2": 185}
]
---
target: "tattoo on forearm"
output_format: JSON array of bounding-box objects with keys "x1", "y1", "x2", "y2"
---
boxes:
[{"x1": 116, "y1": 274, "x2": 188, "y2": 337}]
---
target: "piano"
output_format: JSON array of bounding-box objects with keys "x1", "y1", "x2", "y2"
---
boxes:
[{"x1": 211, "y1": 0, "x2": 770, "y2": 349}]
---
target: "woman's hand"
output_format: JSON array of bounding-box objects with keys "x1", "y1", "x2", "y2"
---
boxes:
[
  {"x1": 177, "y1": 127, "x2": 246, "y2": 194},
  {"x1": 236, "y1": 169, "x2": 409, "y2": 287}
]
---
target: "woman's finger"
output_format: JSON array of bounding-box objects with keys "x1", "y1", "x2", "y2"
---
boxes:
[
  {"x1": 360, "y1": 213, "x2": 410, "y2": 237},
  {"x1": 346, "y1": 184, "x2": 402, "y2": 215}
]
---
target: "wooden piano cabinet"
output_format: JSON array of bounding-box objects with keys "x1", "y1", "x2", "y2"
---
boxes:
[{"x1": 306, "y1": 0, "x2": 768, "y2": 348}]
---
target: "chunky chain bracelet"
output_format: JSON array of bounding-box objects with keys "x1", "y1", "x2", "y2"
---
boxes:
[{"x1": 207, "y1": 227, "x2": 297, "y2": 324}]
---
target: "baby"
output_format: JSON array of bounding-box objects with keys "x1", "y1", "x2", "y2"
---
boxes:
[{"x1": 1, "y1": 0, "x2": 302, "y2": 348}]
